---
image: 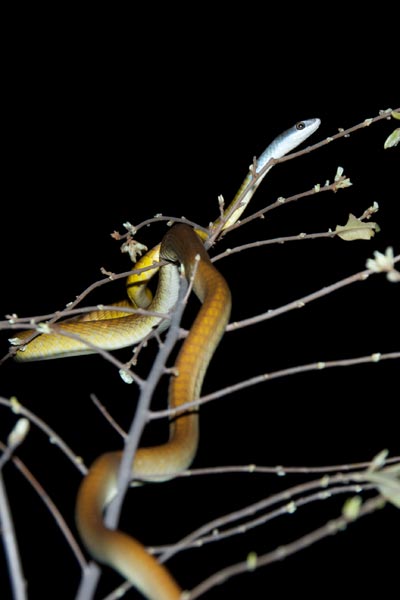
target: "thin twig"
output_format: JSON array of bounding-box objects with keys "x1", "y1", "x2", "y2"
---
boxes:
[
  {"x1": 177, "y1": 454, "x2": 400, "y2": 478},
  {"x1": 219, "y1": 177, "x2": 346, "y2": 235},
  {"x1": 213, "y1": 228, "x2": 366, "y2": 264},
  {"x1": 199, "y1": 350, "x2": 400, "y2": 409},
  {"x1": 227, "y1": 255, "x2": 400, "y2": 332},
  {"x1": 186, "y1": 493, "x2": 386, "y2": 599},
  {"x1": 0, "y1": 441, "x2": 87, "y2": 572},
  {"x1": 0, "y1": 397, "x2": 87, "y2": 475},
  {"x1": 0, "y1": 471, "x2": 27, "y2": 600},
  {"x1": 156, "y1": 465, "x2": 386, "y2": 564},
  {"x1": 151, "y1": 350, "x2": 400, "y2": 419},
  {"x1": 156, "y1": 482, "x2": 377, "y2": 556},
  {"x1": 0, "y1": 428, "x2": 28, "y2": 600},
  {"x1": 90, "y1": 394, "x2": 127, "y2": 440}
]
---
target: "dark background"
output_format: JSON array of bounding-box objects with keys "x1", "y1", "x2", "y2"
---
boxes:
[{"x1": 1, "y1": 12, "x2": 399, "y2": 600}]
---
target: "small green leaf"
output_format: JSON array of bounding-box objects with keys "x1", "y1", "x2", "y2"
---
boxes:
[
  {"x1": 368, "y1": 448, "x2": 389, "y2": 472},
  {"x1": 342, "y1": 495, "x2": 362, "y2": 520},
  {"x1": 8, "y1": 418, "x2": 30, "y2": 448},
  {"x1": 335, "y1": 213, "x2": 379, "y2": 241},
  {"x1": 384, "y1": 128, "x2": 400, "y2": 149},
  {"x1": 247, "y1": 552, "x2": 258, "y2": 571},
  {"x1": 366, "y1": 465, "x2": 400, "y2": 509}
]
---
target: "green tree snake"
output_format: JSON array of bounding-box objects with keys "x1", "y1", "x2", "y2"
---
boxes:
[{"x1": 13, "y1": 118, "x2": 320, "y2": 599}]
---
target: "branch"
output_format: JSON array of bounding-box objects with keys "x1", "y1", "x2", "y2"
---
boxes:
[
  {"x1": 75, "y1": 271, "x2": 188, "y2": 597},
  {"x1": 186, "y1": 493, "x2": 386, "y2": 599}
]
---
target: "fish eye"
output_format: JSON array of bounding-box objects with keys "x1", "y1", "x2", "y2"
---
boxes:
[{"x1": 296, "y1": 121, "x2": 306, "y2": 130}]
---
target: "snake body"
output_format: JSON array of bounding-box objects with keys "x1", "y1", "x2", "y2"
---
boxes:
[
  {"x1": 13, "y1": 264, "x2": 180, "y2": 359},
  {"x1": 76, "y1": 224, "x2": 231, "y2": 599},
  {"x1": 13, "y1": 119, "x2": 320, "y2": 598}
]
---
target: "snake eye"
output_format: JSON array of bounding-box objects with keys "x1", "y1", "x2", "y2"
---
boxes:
[{"x1": 296, "y1": 121, "x2": 306, "y2": 130}]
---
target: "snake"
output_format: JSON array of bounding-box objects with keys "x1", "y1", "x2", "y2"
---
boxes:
[{"x1": 13, "y1": 118, "x2": 320, "y2": 599}]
